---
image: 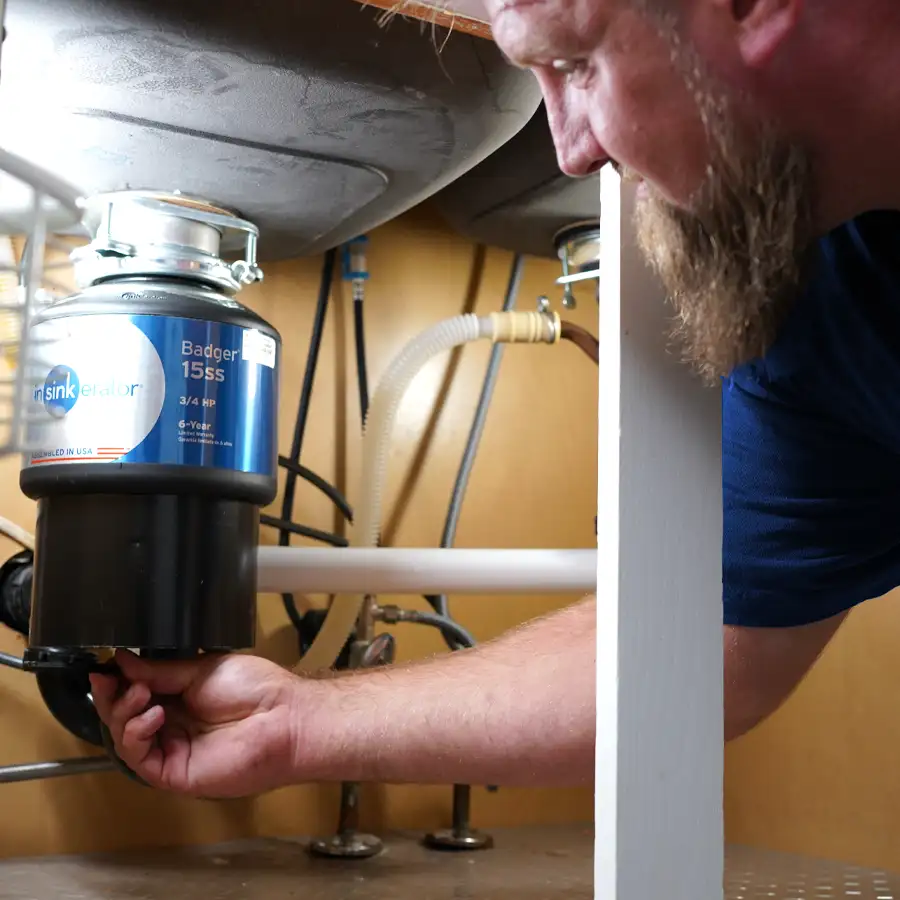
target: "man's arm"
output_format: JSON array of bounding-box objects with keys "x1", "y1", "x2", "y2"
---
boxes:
[
  {"x1": 299, "y1": 596, "x2": 597, "y2": 787},
  {"x1": 90, "y1": 597, "x2": 597, "y2": 797}
]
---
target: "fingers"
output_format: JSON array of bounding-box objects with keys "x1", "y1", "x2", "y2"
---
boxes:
[
  {"x1": 121, "y1": 702, "x2": 165, "y2": 751},
  {"x1": 89, "y1": 671, "x2": 120, "y2": 723},
  {"x1": 114, "y1": 649, "x2": 208, "y2": 696},
  {"x1": 157, "y1": 722, "x2": 192, "y2": 789},
  {"x1": 90, "y1": 651, "x2": 215, "y2": 791},
  {"x1": 90, "y1": 673, "x2": 163, "y2": 774}
]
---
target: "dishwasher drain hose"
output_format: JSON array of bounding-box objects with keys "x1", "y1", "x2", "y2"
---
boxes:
[{"x1": 293, "y1": 310, "x2": 561, "y2": 674}]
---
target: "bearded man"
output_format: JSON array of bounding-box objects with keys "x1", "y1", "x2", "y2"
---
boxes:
[{"x1": 90, "y1": 0, "x2": 900, "y2": 797}]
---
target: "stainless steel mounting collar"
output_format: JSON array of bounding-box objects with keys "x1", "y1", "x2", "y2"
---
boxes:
[
  {"x1": 71, "y1": 191, "x2": 264, "y2": 293},
  {"x1": 553, "y1": 220, "x2": 601, "y2": 309}
]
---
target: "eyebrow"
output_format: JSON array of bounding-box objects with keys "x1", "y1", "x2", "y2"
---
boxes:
[
  {"x1": 493, "y1": 0, "x2": 590, "y2": 67},
  {"x1": 492, "y1": 0, "x2": 548, "y2": 13}
]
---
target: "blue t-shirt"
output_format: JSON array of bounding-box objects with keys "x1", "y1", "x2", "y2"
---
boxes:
[{"x1": 723, "y1": 209, "x2": 900, "y2": 627}]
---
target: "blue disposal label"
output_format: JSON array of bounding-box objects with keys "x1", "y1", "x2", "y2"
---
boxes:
[{"x1": 24, "y1": 313, "x2": 278, "y2": 477}]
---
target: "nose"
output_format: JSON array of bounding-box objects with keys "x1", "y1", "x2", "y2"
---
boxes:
[
  {"x1": 556, "y1": 133, "x2": 609, "y2": 178},
  {"x1": 536, "y1": 75, "x2": 608, "y2": 178}
]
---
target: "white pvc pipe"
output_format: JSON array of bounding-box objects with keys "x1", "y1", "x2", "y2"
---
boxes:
[{"x1": 256, "y1": 547, "x2": 597, "y2": 596}]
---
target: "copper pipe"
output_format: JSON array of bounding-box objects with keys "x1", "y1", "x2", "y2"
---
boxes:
[{"x1": 560, "y1": 320, "x2": 599, "y2": 365}]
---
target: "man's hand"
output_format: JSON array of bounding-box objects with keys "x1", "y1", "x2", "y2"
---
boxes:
[{"x1": 90, "y1": 650, "x2": 309, "y2": 798}]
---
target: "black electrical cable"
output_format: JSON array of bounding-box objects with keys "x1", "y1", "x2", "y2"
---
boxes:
[
  {"x1": 288, "y1": 248, "x2": 337, "y2": 466},
  {"x1": 280, "y1": 248, "x2": 338, "y2": 627},
  {"x1": 278, "y1": 456, "x2": 352, "y2": 523},
  {"x1": 424, "y1": 253, "x2": 526, "y2": 650},
  {"x1": 407, "y1": 610, "x2": 476, "y2": 648},
  {"x1": 389, "y1": 609, "x2": 477, "y2": 649},
  {"x1": 261, "y1": 515, "x2": 348, "y2": 548},
  {"x1": 353, "y1": 293, "x2": 370, "y2": 424}
]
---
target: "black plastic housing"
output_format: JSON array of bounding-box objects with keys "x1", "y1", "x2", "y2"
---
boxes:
[{"x1": 26, "y1": 492, "x2": 259, "y2": 651}]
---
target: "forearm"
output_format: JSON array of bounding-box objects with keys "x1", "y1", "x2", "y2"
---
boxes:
[{"x1": 296, "y1": 597, "x2": 596, "y2": 787}]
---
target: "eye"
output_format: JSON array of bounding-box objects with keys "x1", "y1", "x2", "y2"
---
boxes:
[
  {"x1": 550, "y1": 58, "x2": 578, "y2": 73},
  {"x1": 550, "y1": 58, "x2": 593, "y2": 88}
]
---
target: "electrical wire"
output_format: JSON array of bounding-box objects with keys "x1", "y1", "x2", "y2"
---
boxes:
[
  {"x1": 353, "y1": 293, "x2": 370, "y2": 424},
  {"x1": 342, "y1": 236, "x2": 371, "y2": 425},
  {"x1": 261, "y1": 515, "x2": 348, "y2": 548},
  {"x1": 560, "y1": 320, "x2": 599, "y2": 365},
  {"x1": 401, "y1": 609, "x2": 476, "y2": 648},
  {"x1": 277, "y1": 456, "x2": 352, "y2": 523},
  {"x1": 288, "y1": 248, "x2": 337, "y2": 466},
  {"x1": 424, "y1": 252, "x2": 525, "y2": 650},
  {"x1": 279, "y1": 248, "x2": 337, "y2": 627},
  {"x1": 267, "y1": 242, "x2": 368, "y2": 646},
  {"x1": 377, "y1": 607, "x2": 477, "y2": 649}
]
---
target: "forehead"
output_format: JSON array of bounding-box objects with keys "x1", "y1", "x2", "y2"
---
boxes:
[{"x1": 485, "y1": 0, "x2": 613, "y2": 61}]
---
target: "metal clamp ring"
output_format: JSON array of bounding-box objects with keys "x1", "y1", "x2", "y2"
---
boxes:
[{"x1": 126, "y1": 196, "x2": 263, "y2": 285}]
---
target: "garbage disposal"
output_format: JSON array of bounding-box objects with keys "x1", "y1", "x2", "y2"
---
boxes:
[{"x1": 20, "y1": 191, "x2": 280, "y2": 654}]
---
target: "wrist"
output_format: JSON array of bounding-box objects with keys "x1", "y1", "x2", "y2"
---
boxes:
[{"x1": 286, "y1": 670, "x2": 370, "y2": 783}]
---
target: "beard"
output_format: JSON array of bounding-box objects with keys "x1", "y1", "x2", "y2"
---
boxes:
[{"x1": 631, "y1": 48, "x2": 817, "y2": 384}]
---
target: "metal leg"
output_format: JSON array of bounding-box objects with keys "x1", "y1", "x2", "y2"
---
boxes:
[
  {"x1": 0, "y1": 756, "x2": 115, "y2": 783},
  {"x1": 308, "y1": 781, "x2": 384, "y2": 860},
  {"x1": 307, "y1": 630, "x2": 393, "y2": 860},
  {"x1": 423, "y1": 784, "x2": 494, "y2": 851}
]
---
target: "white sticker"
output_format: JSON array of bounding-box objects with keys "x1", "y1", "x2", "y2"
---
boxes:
[
  {"x1": 242, "y1": 329, "x2": 277, "y2": 369},
  {"x1": 24, "y1": 316, "x2": 166, "y2": 466}
]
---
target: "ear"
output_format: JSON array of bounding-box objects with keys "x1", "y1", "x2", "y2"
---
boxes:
[{"x1": 729, "y1": 0, "x2": 803, "y2": 67}]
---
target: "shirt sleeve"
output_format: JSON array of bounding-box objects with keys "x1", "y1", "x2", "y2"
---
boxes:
[{"x1": 722, "y1": 372, "x2": 900, "y2": 628}]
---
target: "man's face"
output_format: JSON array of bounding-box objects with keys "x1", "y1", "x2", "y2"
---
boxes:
[{"x1": 486, "y1": 0, "x2": 816, "y2": 382}]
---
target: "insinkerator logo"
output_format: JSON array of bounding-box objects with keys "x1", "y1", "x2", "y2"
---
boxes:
[{"x1": 34, "y1": 365, "x2": 143, "y2": 418}]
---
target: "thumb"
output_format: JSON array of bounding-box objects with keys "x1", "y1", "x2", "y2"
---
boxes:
[{"x1": 114, "y1": 649, "x2": 213, "y2": 696}]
